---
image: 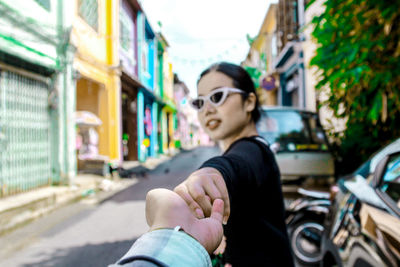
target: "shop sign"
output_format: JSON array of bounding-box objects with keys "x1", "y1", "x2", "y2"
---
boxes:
[
  {"x1": 261, "y1": 76, "x2": 276, "y2": 91},
  {"x1": 144, "y1": 107, "x2": 153, "y2": 136}
]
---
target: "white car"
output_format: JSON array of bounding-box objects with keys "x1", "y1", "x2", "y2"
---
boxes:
[{"x1": 257, "y1": 106, "x2": 335, "y2": 190}]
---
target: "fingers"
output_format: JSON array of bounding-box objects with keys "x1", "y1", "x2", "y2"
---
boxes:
[
  {"x1": 175, "y1": 168, "x2": 230, "y2": 222},
  {"x1": 174, "y1": 184, "x2": 205, "y2": 218},
  {"x1": 212, "y1": 176, "x2": 230, "y2": 224},
  {"x1": 213, "y1": 236, "x2": 226, "y2": 255},
  {"x1": 145, "y1": 189, "x2": 158, "y2": 226},
  {"x1": 191, "y1": 182, "x2": 213, "y2": 217},
  {"x1": 198, "y1": 168, "x2": 230, "y2": 223},
  {"x1": 202, "y1": 175, "x2": 223, "y2": 198},
  {"x1": 210, "y1": 199, "x2": 224, "y2": 224},
  {"x1": 190, "y1": 198, "x2": 225, "y2": 254}
]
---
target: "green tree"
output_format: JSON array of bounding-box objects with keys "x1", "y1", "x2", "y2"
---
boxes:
[
  {"x1": 244, "y1": 66, "x2": 262, "y2": 88},
  {"x1": 309, "y1": 0, "x2": 400, "y2": 175}
]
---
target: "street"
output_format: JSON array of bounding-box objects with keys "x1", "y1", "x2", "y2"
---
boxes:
[
  {"x1": 0, "y1": 146, "x2": 220, "y2": 267},
  {"x1": 1, "y1": 0, "x2": 398, "y2": 266}
]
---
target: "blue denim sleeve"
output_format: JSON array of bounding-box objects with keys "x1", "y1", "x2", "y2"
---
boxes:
[{"x1": 109, "y1": 228, "x2": 212, "y2": 267}]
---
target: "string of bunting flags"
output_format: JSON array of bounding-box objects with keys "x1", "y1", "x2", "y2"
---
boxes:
[{"x1": 169, "y1": 40, "x2": 245, "y2": 66}]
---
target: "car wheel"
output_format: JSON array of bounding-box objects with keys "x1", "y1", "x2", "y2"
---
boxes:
[{"x1": 289, "y1": 220, "x2": 324, "y2": 266}]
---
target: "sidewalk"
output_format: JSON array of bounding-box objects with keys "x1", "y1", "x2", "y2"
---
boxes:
[{"x1": 0, "y1": 151, "x2": 179, "y2": 237}]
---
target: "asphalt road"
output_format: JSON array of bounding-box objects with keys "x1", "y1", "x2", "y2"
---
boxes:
[{"x1": 0, "y1": 146, "x2": 220, "y2": 267}]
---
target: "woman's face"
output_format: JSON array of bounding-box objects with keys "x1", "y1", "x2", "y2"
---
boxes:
[{"x1": 197, "y1": 71, "x2": 255, "y2": 142}]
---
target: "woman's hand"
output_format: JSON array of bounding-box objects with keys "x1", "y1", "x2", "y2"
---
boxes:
[
  {"x1": 146, "y1": 188, "x2": 225, "y2": 254},
  {"x1": 174, "y1": 167, "x2": 230, "y2": 224}
]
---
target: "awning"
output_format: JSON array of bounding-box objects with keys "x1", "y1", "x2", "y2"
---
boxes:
[{"x1": 75, "y1": 111, "x2": 102, "y2": 126}]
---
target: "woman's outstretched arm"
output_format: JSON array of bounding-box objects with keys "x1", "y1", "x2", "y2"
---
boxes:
[{"x1": 174, "y1": 167, "x2": 230, "y2": 224}]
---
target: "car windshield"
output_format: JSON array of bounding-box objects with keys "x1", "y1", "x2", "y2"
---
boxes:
[
  {"x1": 354, "y1": 138, "x2": 400, "y2": 178},
  {"x1": 257, "y1": 109, "x2": 329, "y2": 152},
  {"x1": 382, "y1": 154, "x2": 400, "y2": 206}
]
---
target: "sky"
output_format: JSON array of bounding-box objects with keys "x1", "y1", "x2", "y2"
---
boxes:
[{"x1": 139, "y1": 0, "x2": 276, "y2": 96}]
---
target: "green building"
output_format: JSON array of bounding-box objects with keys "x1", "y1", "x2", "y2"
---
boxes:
[{"x1": 0, "y1": 0, "x2": 75, "y2": 197}]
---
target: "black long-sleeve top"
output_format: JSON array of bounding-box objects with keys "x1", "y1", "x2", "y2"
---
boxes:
[{"x1": 201, "y1": 136, "x2": 294, "y2": 267}]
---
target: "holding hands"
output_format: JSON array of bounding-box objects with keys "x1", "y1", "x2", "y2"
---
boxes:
[
  {"x1": 174, "y1": 167, "x2": 231, "y2": 224},
  {"x1": 146, "y1": 188, "x2": 225, "y2": 253},
  {"x1": 145, "y1": 167, "x2": 230, "y2": 254}
]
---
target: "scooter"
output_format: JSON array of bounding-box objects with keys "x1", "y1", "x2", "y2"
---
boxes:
[{"x1": 285, "y1": 188, "x2": 331, "y2": 266}]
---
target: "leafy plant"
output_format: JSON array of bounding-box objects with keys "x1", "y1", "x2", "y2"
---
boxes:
[
  {"x1": 309, "y1": 0, "x2": 400, "y2": 175},
  {"x1": 244, "y1": 66, "x2": 262, "y2": 88}
]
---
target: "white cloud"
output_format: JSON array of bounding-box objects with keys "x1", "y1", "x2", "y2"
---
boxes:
[{"x1": 140, "y1": 0, "x2": 276, "y2": 96}]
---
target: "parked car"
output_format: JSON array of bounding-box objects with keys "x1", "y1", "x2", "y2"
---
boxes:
[
  {"x1": 321, "y1": 138, "x2": 400, "y2": 267},
  {"x1": 256, "y1": 106, "x2": 335, "y2": 190}
]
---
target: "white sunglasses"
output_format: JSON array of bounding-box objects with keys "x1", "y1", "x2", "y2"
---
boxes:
[{"x1": 190, "y1": 87, "x2": 245, "y2": 111}]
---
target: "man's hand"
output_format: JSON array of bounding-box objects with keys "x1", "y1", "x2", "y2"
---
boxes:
[
  {"x1": 146, "y1": 188, "x2": 224, "y2": 254},
  {"x1": 174, "y1": 167, "x2": 230, "y2": 224}
]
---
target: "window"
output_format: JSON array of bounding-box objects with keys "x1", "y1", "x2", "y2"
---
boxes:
[
  {"x1": 293, "y1": 0, "x2": 298, "y2": 24},
  {"x1": 142, "y1": 42, "x2": 148, "y2": 74},
  {"x1": 78, "y1": 0, "x2": 99, "y2": 31},
  {"x1": 354, "y1": 138, "x2": 400, "y2": 178},
  {"x1": 120, "y1": 7, "x2": 134, "y2": 52},
  {"x1": 35, "y1": 0, "x2": 51, "y2": 11},
  {"x1": 257, "y1": 110, "x2": 329, "y2": 152},
  {"x1": 271, "y1": 33, "x2": 278, "y2": 58},
  {"x1": 380, "y1": 153, "x2": 400, "y2": 208}
]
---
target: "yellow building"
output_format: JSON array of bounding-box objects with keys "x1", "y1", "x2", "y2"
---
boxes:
[
  {"x1": 162, "y1": 55, "x2": 176, "y2": 152},
  {"x1": 71, "y1": 0, "x2": 121, "y2": 166},
  {"x1": 156, "y1": 33, "x2": 177, "y2": 153},
  {"x1": 242, "y1": 4, "x2": 279, "y2": 106}
]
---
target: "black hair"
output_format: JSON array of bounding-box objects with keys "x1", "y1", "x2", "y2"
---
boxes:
[{"x1": 197, "y1": 61, "x2": 261, "y2": 123}]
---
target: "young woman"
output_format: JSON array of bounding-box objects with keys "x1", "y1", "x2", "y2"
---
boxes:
[{"x1": 174, "y1": 62, "x2": 294, "y2": 266}]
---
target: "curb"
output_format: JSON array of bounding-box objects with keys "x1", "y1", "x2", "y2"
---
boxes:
[
  {"x1": 0, "y1": 175, "x2": 136, "y2": 237},
  {"x1": 0, "y1": 176, "x2": 138, "y2": 261},
  {"x1": 0, "y1": 150, "x2": 181, "y2": 238}
]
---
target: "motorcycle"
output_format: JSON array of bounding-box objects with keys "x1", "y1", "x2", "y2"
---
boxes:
[{"x1": 285, "y1": 188, "x2": 331, "y2": 266}]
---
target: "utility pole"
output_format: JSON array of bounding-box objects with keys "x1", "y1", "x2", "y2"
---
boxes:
[{"x1": 56, "y1": 0, "x2": 76, "y2": 184}]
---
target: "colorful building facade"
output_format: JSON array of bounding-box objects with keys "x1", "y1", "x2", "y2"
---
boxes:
[
  {"x1": 274, "y1": 0, "x2": 307, "y2": 108},
  {"x1": 173, "y1": 75, "x2": 193, "y2": 149},
  {"x1": 173, "y1": 74, "x2": 213, "y2": 148},
  {"x1": 136, "y1": 11, "x2": 154, "y2": 161},
  {"x1": 119, "y1": 0, "x2": 140, "y2": 161},
  {"x1": 135, "y1": 11, "x2": 175, "y2": 162},
  {"x1": 242, "y1": 4, "x2": 279, "y2": 107},
  {"x1": 71, "y1": 0, "x2": 121, "y2": 168},
  {"x1": 0, "y1": 0, "x2": 198, "y2": 198},
  {"x1": 157, "y1": 33, "x2": 177, "y2": 153},
  {"x1": 0, "y1": 0, "x2": 75, "y2": 196}
]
